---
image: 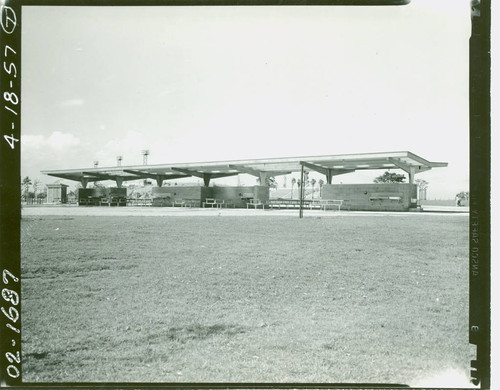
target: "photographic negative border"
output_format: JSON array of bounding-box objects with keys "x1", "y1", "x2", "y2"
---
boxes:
[
  {"x1": 468, "y1": 0, "x2": 490, "y2": 388},
  {"x1": 0, "y1": 0, "x2": 490, "y2": 388}
]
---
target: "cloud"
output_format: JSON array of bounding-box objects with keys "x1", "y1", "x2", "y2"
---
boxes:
[
  {"x1": 23, "y1": 131, "x2": 80, "y2": 151},
  {"x1": 94, "y1": 131, "x2": 149, "y2": 166},
  {"x1": 58, "y1": 98, "x2": 85, "y2": 107},
  {"x1": 22, "y1": 134, "x2": 45, "y2": 150},
  {"x1": 47, "y1": 131, "x2": 80, "y2": 149},
  {"x1": 22, "y1": 132, "x2": 82, "y2": 182}
]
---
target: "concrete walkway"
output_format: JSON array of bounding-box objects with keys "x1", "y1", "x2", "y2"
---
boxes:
[
  {"x1": 420, "y1": 205, "x2": 470, "y2": 213},
  {"x1": 21, "y1": 205, "x2": 469, "y2": 217}
]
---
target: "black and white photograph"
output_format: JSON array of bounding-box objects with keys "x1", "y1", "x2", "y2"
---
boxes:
[{"x1": 0, "y1": 0, "x2": 489, "y2": 386}]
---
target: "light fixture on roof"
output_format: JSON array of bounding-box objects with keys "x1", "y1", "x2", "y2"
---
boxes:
[
  {"x1": 117, "y1": 156, "x2": 122, "y2": 167},
  {"x1": 142, "y1": 150, "x2": 149, "y2": 165},
  {"x1": 93, "y1": 161, "x2": 99, "y2": 168}
]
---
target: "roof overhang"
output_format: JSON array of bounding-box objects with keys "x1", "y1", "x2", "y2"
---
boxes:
[{"x1": 41, "y1": 151, "x2": 447, "y2": 184}]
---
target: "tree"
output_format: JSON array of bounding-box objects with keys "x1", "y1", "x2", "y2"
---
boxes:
[
  {"x1": 318, "y1": 178, "x2": 325, "y2": 198},
  {"x1": 37, "y1": 191, "x2": 47, "y2": 204},
  {"x1": 22, "y1": 176, "x2": 32, "y2": 202},
  {"x1": 374, "y1": 171, "x2": 406, "y2": 184},
  {"x1": 266, "y1": 176, "x2": 277, "y2": 189},
  {"x1": 415, "y1": 179, "x2": 429, "y2": 200},
  {"x1": 311, "y1": 178, "x2": 317, "y2": 199},
  {"x1": 27, "y1": 191, "x2": 35, "y2": 204},
  {"x1": 256, "y1": 175, "x2": 277, "y2": 189},
  {"x1": 32, "y1": 179, "x2": 41, "y2": 199},
  {"x1": 414, "y1": 179, "x2": 429, "y2": 190}
]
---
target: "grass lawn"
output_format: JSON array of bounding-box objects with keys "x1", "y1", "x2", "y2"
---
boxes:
[{"x1": 21, "y1": 214, "x2": 469, "y2": 384}]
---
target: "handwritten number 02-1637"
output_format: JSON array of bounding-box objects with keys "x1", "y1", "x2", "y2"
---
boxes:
[
  {"x1": 2, "y1": 288, "x2": 19, "y2": 305},
  {"x1": 6, "y1": 352, "x2": 21, "y2": 378},
  {"x1": 1, "y1": 306, "x2": 18, "y2": 323},
  {"x1": 1, "y1": 270, "x2": 21, "y2": 378},
  {"x1": 2, "y1": 270, "x2": 19, "y2": 284}
]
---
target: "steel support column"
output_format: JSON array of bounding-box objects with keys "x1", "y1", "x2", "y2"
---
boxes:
[
  {"x1": 408, "y1": 166, "x2": 416, "y2": 184},
  {"x1": 81, "y1": 178, "x2": 89, "y2": 188},
  {"x1": 115, "y1": 177, "x2": 124, "y2": 188},
  {"x1": 326, "y1": 169, "x2": 333, "y2": 184},
  {"x1": 203, "y1": 173, "x2": 212, "y2": 187},
  {"x1": 299, "y1": 164, "x2": 305, "y2": 219},
  {"x1": 259, "y1": 172, "x2": 268, "y2": 186}
]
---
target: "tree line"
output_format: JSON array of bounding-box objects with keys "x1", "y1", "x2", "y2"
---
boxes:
[{"x1": 21, "y1": 177, "x2": 47, "y2": 203}]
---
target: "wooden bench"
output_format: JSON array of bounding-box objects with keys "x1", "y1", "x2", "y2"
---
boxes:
[
  {"x1": 247, "y1": 199, "x2": 264, "y2": 209},
  {"x1": 317, "y1": 199, "x2": 343, "y2": 211},
  {"x1": 129, "y1": 198, "x2": 138, "y2": 206},
  {"x1": 203, "y1": 198, "x2": 224, "y2": 208},
  {"x1": 183, "y1": 199, "x2": 199, "y2": 208},
  {"x1": 269, "y1": 199, "x2": 299, "y2": 209},
  {"x1": 116, "y1": 197, "x2": 127, "y2": 207},
  {"x1": 99, "y1": 197, "x2": 127, "y2": 207},
  {"x1": 172, "y1": 199, "x2": 186, "y2": 207},
  {"x1": 269, "y1": 199, "x2": 325, "y2": 210},
  {"x1": 78, "y1": 197, "x2": 87, "y2": 206},
  {"x1": 132, "y1": 198, "x2": 153, "y2": 206},
  {"x1": 100, "y1": 198, "x2": 111, "y2": 206}
]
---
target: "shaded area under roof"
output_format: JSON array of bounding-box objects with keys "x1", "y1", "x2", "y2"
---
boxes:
[{"x1": 41, "y1": 151, "x2": 447, "y2": 188}]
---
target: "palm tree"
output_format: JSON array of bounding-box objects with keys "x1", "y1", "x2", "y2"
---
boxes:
[
  {"x1": 318, "y1": 179, "x2": 325, "y2": 198},
  {"x1": 291, "y1": 178, "x2": 296, "y2": 199},
  {"x1": 311, "y1": 178, "x2": 317, "y2": 199},
  {"x1": 415, "y1": 179, "x2": 429, "y2": 201}
]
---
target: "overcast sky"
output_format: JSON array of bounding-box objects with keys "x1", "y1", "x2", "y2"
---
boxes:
[{"x1": 21, "y1": 1, "x2": 470, "y2": 198}]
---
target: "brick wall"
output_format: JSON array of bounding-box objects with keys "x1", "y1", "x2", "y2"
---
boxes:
[
  {"x1": 78, "y1": 188, "x2": 93, "y2": 200},
  {"x1": 152, "y1": 186, "x2": 216, "y2": 207},
  {"x1": 212, "y1": 186, "x2": 247, "y2": 208},
  {"x1": 212, "y1": 186, "x2": 270, "y2": 208},
  {"x1": 151, "y1": 187, "x2": 175, "y2": 199},
  {"x1": 109, "y1": 188, "x2": 127, "y2": 198},
  {"x1": 253, "y1": 186, "x2": 270, "y2": 204},
  {"x1": 149, "y1": 185, "x2": 271, "y2": 208},
  {"x1": 321, "y1": 183, "x2": 417, "y2": 211}
]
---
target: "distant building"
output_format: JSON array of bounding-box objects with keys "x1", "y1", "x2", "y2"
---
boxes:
[{"x1": 46, "y1": 183, "x2": 69, "y2": 204}]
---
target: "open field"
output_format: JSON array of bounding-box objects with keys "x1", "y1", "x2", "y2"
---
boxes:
[{"x1": 21, "y1": 212, "x2": 470, "y2": 385}]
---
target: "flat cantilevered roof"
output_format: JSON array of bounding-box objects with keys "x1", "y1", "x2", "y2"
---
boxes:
[{"x1": 41, "y1": 150, "x2": 447, "y2": 187}]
